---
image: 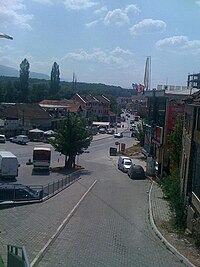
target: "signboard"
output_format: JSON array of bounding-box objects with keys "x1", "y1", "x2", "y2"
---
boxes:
[
  {"x1": 120, "y1": 143, "x2": 125, "y2": 153},
  {"x1": 152, "y1": 126, "x2": 163, "y2": 146},
  {"x1": 166, "y1": 104, "x2": 184, "y2": 147},
  {"x1": 143, "y1": 124, "x2": 152, "y2": 154}
]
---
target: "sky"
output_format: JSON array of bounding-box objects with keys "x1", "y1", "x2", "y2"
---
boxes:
[{"x1": 0, "y1": 0, "x2": 200, "y2": 89}]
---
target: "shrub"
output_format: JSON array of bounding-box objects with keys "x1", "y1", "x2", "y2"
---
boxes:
[{"x1": 161, "y1": 169, "x2": 186, "y2": 229}]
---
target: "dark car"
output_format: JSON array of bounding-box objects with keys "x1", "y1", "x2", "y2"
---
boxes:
[
  {"x1": 0, "y1": 183, "x2": 41, "y2": 202},
  {"x1": 98, "y1": 128, "x2": 107, "y2": 134},
  {"x1": 127, "y1": 164, "x2": 146, "y2": 180}
]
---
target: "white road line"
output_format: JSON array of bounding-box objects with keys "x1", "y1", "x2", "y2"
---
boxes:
[{"x1": 30, "y1": 179, "x2": 97, "y2": 267}]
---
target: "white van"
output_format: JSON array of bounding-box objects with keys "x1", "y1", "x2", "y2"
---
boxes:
[
  {"x1": 118, "y1": 156, "x2": 132, "y2": 172},
  {"x1": 0, "y1": 151, "x2": 19, "y2": 179}
]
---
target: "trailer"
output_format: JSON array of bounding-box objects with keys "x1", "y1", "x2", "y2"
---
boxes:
[{"x1": 0, "y1": 151, "x2": 19, "y2": 179}]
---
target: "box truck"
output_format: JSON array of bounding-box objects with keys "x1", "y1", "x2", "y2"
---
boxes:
[{"x1": 0, "y1": 151, "x2": 19, "y2": 179}]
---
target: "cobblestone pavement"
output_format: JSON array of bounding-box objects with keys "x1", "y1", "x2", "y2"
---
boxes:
[
  {"x1": 0, "y1": 131, "x2": 195, "y2": 267},
  {"x1": 36, "y1": 163, "x2": 187, "y2": 267},
  {"x1": 150, "y1": 182, "x2": 200, "y2": 267}
]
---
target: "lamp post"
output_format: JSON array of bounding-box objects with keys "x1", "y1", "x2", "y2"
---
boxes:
[{"x1": 0, "y1": 33, "x2": 13, "y2": 40}]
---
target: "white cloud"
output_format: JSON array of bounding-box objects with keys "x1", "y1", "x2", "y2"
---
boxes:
[
  {"x1": 85, "y1": 20, "x2": 98, "y2": 27},
  {"x1": 63, "y1": 0, "x2": 97, "y2": 10},
  {"x1": 0, "y1": 0, "x2": 33, "y2": 30},
  {"x1": 196, "y1": 1, "x2": 200, "y2": 7},
  {"x1": 94, "y1": 5, "x2": 107, "y2": 15},
  {"x1": 104, "y1": 9, "x2": 130, "y2": 26},
  {"x1": 156, "y1": 36, "x2": 200, "y2": 55},
  {"x1": 32, "y1": 0, "x2": 55, "y2": 4},
  {"x1": 130, "y1": 19, "x2": 166, "y2": 36},
  {"x1": 0, "y1": 45, "x2": 13, "y2": 54},
  {"x1": 111, "y1": 46, "x2": 132, "y2": 55},
  {"x1": 124, "y1": 4, "x2": 140, "y2": 14},
  {"x1": 60, "y1": 48, "x2": 132, "y2": 67}
]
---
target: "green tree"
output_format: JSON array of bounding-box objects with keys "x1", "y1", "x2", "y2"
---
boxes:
[
  {"x1": 50, "y1": 113, "x2": 92, "y2": 168},
  {"x1": 50, "y1": 62, "x2": 60, "y2": 96},
  {"x1": 4, "y1": 81, "x2": 17, "y2": 102},
  {"x1": 161, "y1": 115, "x2": 185, "y2": 228},
  {"x1": 19, "y1": 58, "x2": 30, "y2": 102}
]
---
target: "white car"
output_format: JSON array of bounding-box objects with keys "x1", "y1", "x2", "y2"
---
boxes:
[
  {"x1": 114, "y1": 132, "x2": 123, "y2": 138},
  {"x1": 10, "y1": 135, "x2": 29, "y2": 145}
]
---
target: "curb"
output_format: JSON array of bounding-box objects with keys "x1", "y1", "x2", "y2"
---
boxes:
[{"x1": 148, "y1": 182, "x2": 197, "y2": 267}]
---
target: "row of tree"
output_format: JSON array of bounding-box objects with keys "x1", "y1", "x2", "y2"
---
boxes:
[{"x1": 0, "y1": 58, "x2": 135, "y2": 103}]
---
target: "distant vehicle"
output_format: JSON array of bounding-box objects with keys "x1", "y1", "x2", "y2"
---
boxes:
[
  {"x1": 107, "y1": 128, "x2": 114, "y2": 134},
  {"x1": 131, "y1": 131, "x2": 136, "y2": 138},
  {"x1": 10, "y1": 135, "x2": 29, "y2": 145},
  {"x1": 114, "y1": 132, "x2": 123, "y2": 138},
  {"x1": 0, "y1": 151, "x2": 19, "y2": 179},
  {"x1": 134, "y1": 116, "x2": 140, "y2": 121},
  {"x1": 0, "y1": 183, "x2": 41, "y2": 202},
  {"x1": 128, "y1": 164, "x2": 146, "y2": 180},
  {"x1": 0, "y1": 135, "x2": 6, "y2": 143},
  {"x1": 118, "y1": 156, "x2": 132, "y2": 172},
  {"x1": 33, "y1": 147, "x2": 51, "y2": 170},
  {"x1": 117, "y1": 123, "x2": 121, "y2": 128},
  {"x1": 98, "y1": 128, "x2": 107, "y2": 134}
]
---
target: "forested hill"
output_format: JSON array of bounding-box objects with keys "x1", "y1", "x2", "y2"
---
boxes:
[{"x1": 0, "y1": 76, "x2": 136, "y2": 102}]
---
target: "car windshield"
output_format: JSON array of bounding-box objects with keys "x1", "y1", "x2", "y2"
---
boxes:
[{"x1": 124, "y1": 161, "x2": 132, "y2": 165}]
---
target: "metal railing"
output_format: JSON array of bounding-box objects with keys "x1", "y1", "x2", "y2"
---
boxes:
[
  {"x1": 7, "y1": 245, "x2": 30, "y2": 267},
  {"x1": 0, "y1": 171, "x2": 80, "y2": 204},
  {"x1": 42, "y1": 172, "x2": 80, "y2": 199}
]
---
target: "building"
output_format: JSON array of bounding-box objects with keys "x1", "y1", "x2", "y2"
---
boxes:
[
  {"x1": 187, "y1": 73, "x2": 200, "y2": 89},
  {"x1": 180, "y1": 91, "x2": 200, "y2": 231},
  {"x1": 144, "y1": 88, "x2": 199, "y2": 176},
  {"x1": 72, "y1": 93, "x2": 110, "y2": 122},
  {"x1": 0, "y1": 103, "x2": 52, "y2": 137}
]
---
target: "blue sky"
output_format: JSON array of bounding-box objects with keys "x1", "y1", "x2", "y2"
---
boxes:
[{"x1": 0, "y1": 0, "x2": 200, "y2": 89}]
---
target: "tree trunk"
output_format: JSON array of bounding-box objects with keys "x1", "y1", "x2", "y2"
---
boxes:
[{"x1": 65, "y1": 154, "x2": 76, "y2": 169}]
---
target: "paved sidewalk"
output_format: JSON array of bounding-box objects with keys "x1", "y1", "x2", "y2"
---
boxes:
[{"x1": 150, "y1": 182, "x2": 200, "y2": 267}]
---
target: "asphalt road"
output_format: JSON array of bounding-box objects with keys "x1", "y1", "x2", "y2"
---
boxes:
[{"x1": 0, "y1": 134, "x2": 188, "y2": 266}]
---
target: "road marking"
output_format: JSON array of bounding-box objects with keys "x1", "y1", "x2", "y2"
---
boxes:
[{"x1": 30, "y1": 179, "x2": 97, "y2": 267}]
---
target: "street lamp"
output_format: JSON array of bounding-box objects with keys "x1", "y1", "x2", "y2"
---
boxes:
[{"x1": 0, "y1": 33, "x2": 13, "y2": 40}]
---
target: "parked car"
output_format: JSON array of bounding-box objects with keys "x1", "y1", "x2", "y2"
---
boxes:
[
  {"x1": 131, "y1": 131, "x2": 136, "y2": 138},
  {"x1": 0, "y1": 183, "x2": 41, "y2": 202},
  {"x1": 118, "y1": 156, "x2": 132, "y2": 172},
  {"x1": 9, "y1": 135, "x2": 29, "y2": 145},
  {"x1": 98, "y1": 128, "x2": 107, "y2": 134},
  {"x1": 114, "y1": 132, "x2": 123, "y2": 138},
  {"x1": 107, "y1": 128, "x2": 114, "y2": 134},
  {"x1": 128, "y1": 164, "x2": 146, "y2": 180},
  {"x1": 0, "y1": 134, "x2": 6, "y2": 143}
]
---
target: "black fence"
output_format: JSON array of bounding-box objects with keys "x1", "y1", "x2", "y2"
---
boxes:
[{"x1": 0, "y1": 171, "x2": 80, "y2": 204}]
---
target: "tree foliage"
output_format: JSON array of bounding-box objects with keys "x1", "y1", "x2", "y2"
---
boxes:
[
  {"x1": 50, "y1": 62, "x2": 60, "y2": 96},
  {"x1": 50, "y1": 113, "x2": 92, "y2": 168},
  {"x1": 19, "y1": 58, "x2": 30, "y2": 102},
  {"x1": 161, "y1": 115, "x2": 185, "y2": 229}
]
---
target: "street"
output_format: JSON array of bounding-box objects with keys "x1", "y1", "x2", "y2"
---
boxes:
[{"x1": 0, "y1": 133, "x2": 189, "y2": 266}]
